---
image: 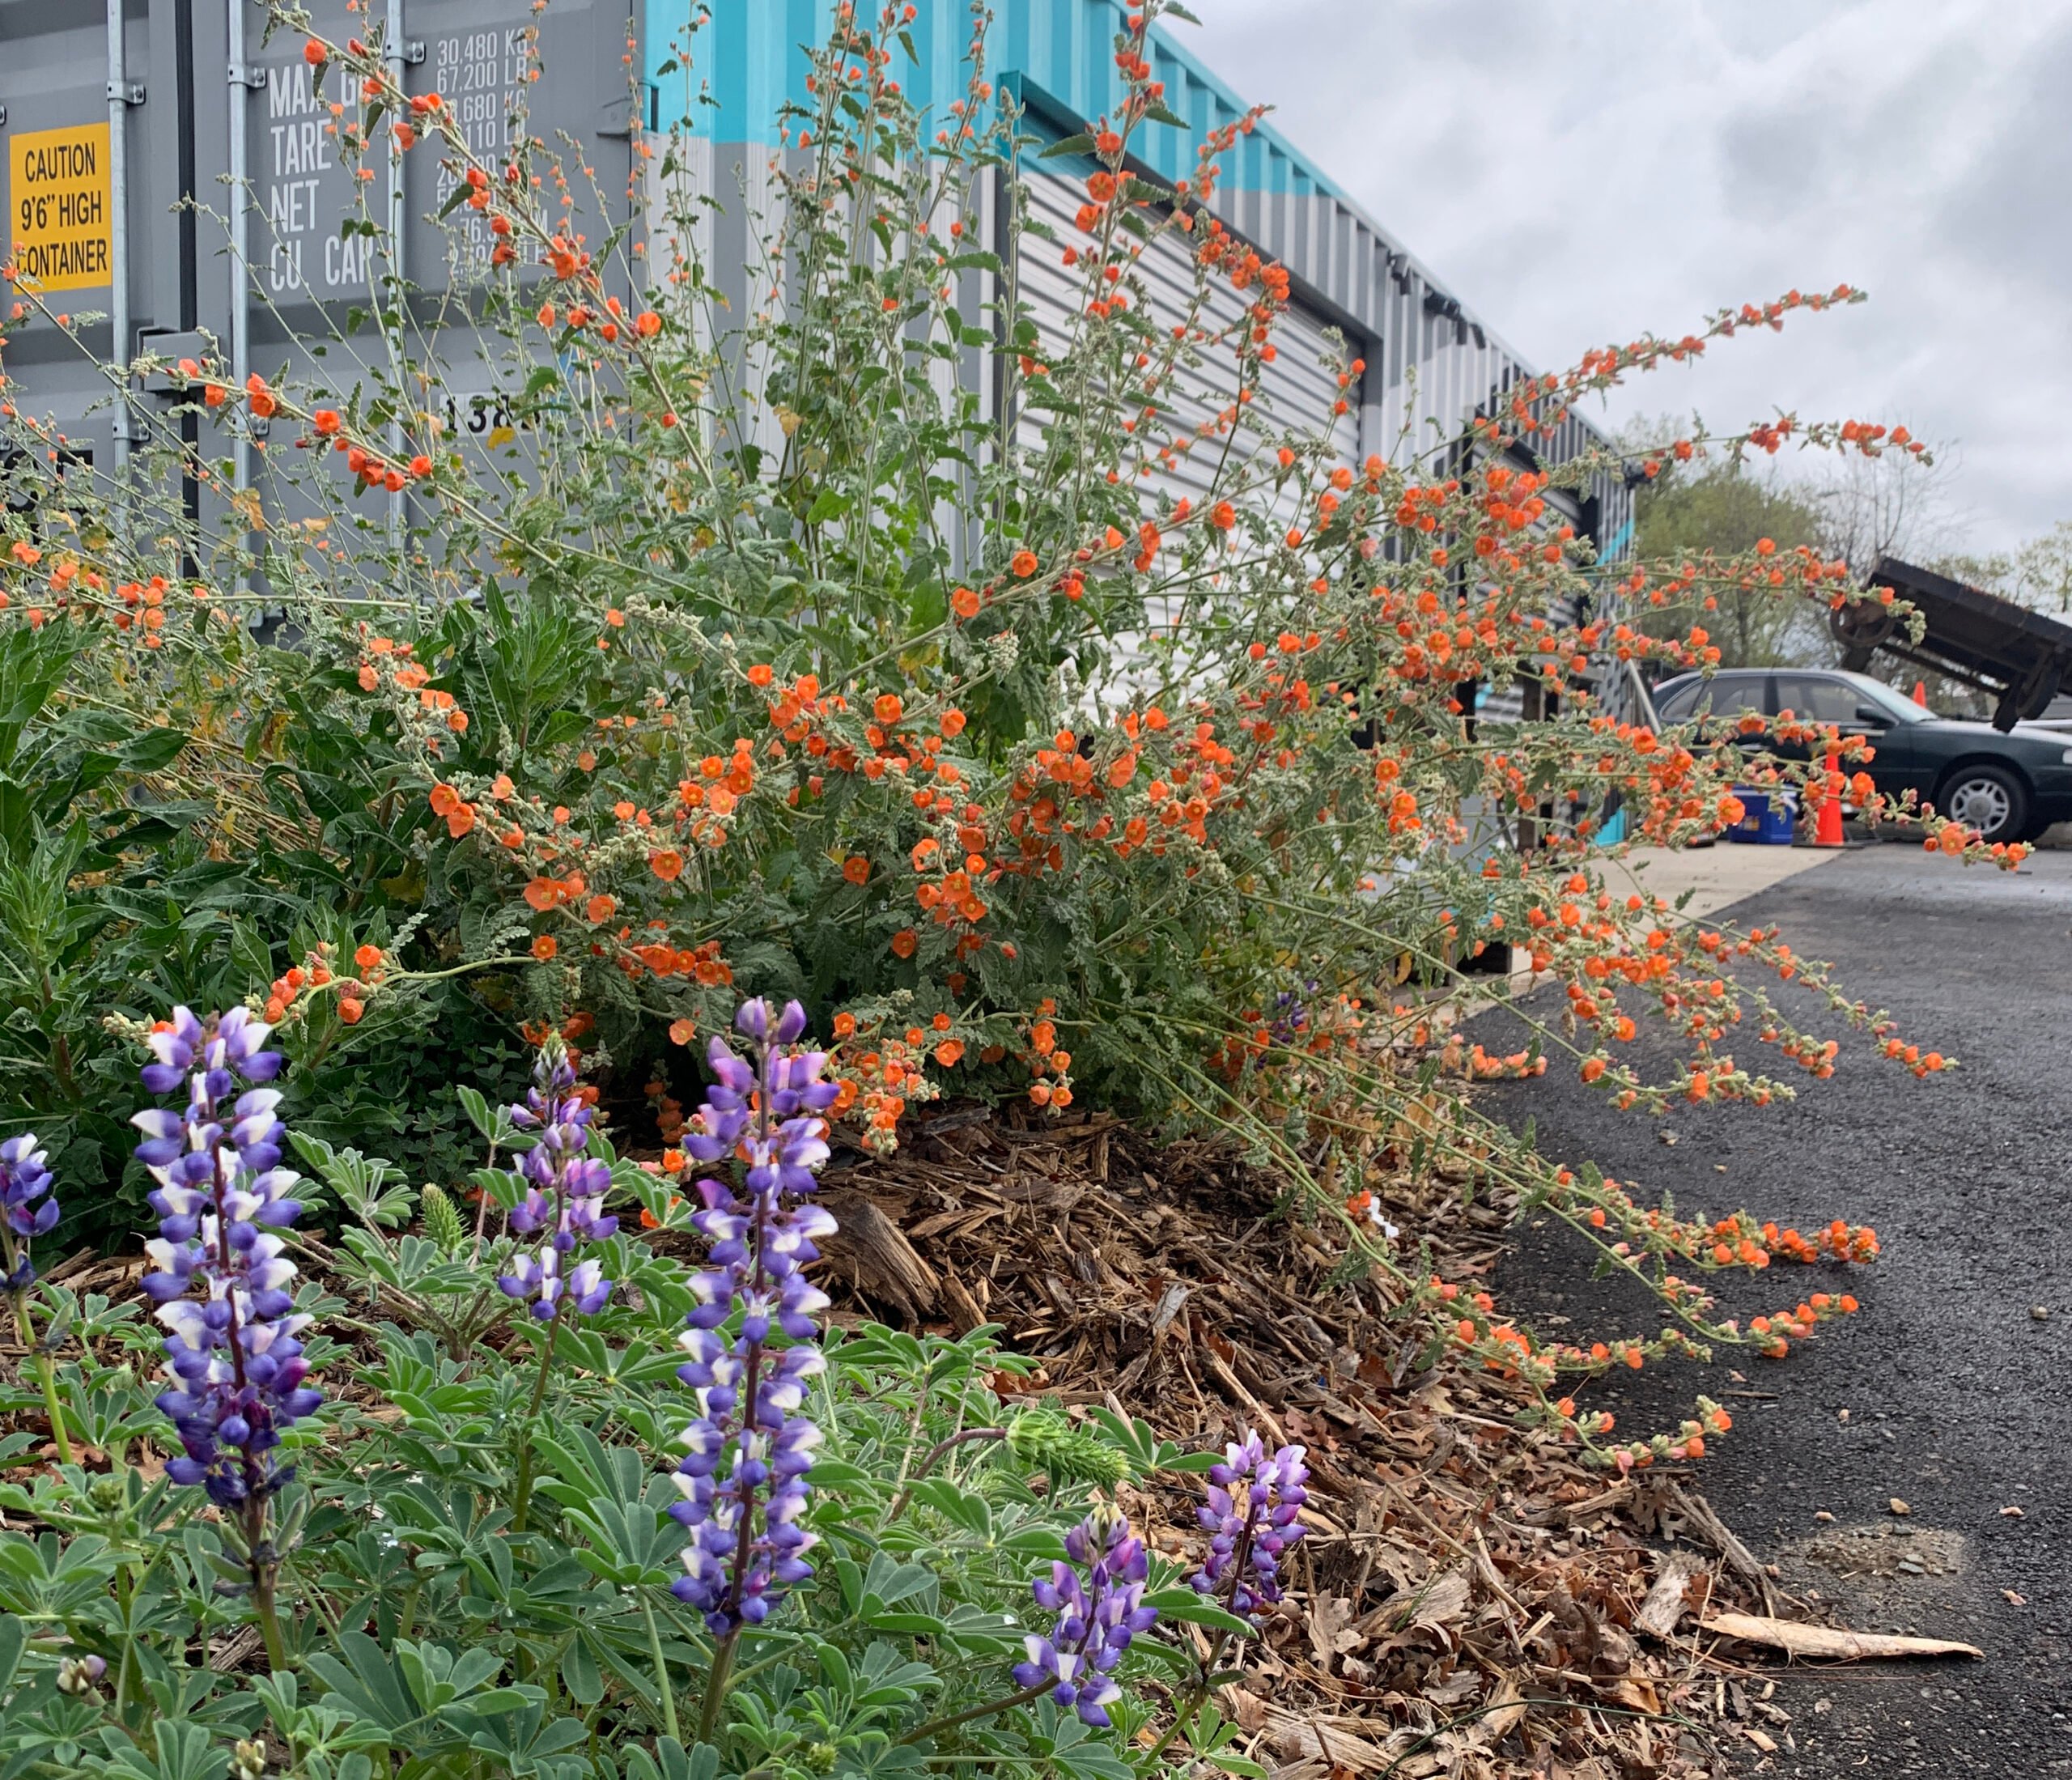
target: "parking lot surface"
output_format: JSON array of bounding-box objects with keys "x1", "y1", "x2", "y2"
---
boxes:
[{"x1": 1472, "y1": 844, "x2": 2072, "y2": 1775}]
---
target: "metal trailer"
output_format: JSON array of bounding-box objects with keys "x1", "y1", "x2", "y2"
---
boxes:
[
  {"x1": 3, "y1": 0, "x2": 1630, "y2": 699},
  {"x1": 1858, "y1": 556, "x2": 2072, "y2": 733}
]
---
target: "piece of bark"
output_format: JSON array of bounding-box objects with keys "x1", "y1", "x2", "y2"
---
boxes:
[
  {"x1": 939, "y1": 1271, "x2": 986, "y2": 1336},
  {"x1": 1700, "y1": 1612, "x2": 1982, "y2": 1661},
  {"x1": 1635, "y1": 1551, "x2": 1707, "y2": 1639},
  {"x1": 827, "y1": 1196, "x2": 939, "y2": 1320},
  {"x1": 1669, "y1": 1481, "x2": 1777, "y2": 1616}
]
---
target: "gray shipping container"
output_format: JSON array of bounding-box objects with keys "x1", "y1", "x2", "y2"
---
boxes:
[{"x1": 2, "y1": 0, "x2": 1634, "y2": 728}]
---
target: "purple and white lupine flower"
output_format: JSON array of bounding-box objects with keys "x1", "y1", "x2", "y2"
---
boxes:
[
  {"x1": 0, "y1": 1134, "x2": 57, "y2": 1295},
  {"x1": 497, "y1": 1035, "x2": 617, "y2": 1321},
  {"x1": 133, "y1": 1006, "x2": 321, "y2": 1509},
  {"x1": 1013, "y1": 1507, "x2": 1161, "y2": 1727},
  {"x1": 669, "y1": 997, "x2": 840, "y2": 1635},
  {"x1": 1190, "y1": 1430, "x2": 1310, "y2": 1621}
]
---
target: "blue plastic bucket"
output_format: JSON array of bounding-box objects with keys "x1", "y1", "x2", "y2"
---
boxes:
[{"x1": 1728, "y1": 788, "x2": 1797, "y2": 844}]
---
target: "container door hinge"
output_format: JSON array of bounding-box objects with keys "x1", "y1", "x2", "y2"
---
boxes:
[
  {"x1": 229, "y1": 64, "x2": 265, "y2": 91},
  {"x1": 396, "y1": 39, "x2": 427, "y2": 66},
  {"x1": 108, "y1": 80, "x2": 146, "y2": 107}
]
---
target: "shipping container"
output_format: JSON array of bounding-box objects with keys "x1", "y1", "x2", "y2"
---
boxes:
[{"x1": 2, "y1": 0, "x2": 1633, "y2": 714}]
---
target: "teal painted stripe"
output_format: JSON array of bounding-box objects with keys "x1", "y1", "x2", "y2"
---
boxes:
[{"x1": 644, "y1": 0, "x2": 1351, "y2": 202}]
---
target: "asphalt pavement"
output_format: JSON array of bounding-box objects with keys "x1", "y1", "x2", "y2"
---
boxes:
[{"x1": 1468, "y1": 841, "x2": 2072, "y2": 1776}]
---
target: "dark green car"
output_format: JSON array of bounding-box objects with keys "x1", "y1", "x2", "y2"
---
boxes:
[{"x1": 1650, "y1": 667, "x2": 2072, "y2": 845}]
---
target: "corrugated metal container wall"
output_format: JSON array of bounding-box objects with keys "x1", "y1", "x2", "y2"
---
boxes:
[
  {"x1": 1, "y1": 0, "x2": 636, "y2": 535},
  {"x1": 650, "y1": 2, "x2": 1635, "y2": 673},
  {"x1": 2, "y1": 0, "x2": 1633, "y2": 696}
]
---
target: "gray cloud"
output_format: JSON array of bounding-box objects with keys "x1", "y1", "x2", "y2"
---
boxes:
[{"x1": 1178, "y1": 0, "x2": 2072, "y2": 553}]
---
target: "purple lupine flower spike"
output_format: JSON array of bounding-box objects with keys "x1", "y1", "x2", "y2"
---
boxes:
[
  {"x1": 0, "y1": 1135, "x2": 58, "y2": 1294},
  {"x1": 669, "y1": 997, "x2": 841, "y2": 1633},
  {"x1": 133, "y1": 1006, "x2": 320, "y2": 1508},
  {"x1": 1190, "y1": 1430, "x2": 1310, "y2": 1620},
  {"x1": 1013, "y1": 1506, "x2": 1160, "y2": 1726},
  {"x1": 497, "y1": 1034, "x2": 617, "y2": 1321}
]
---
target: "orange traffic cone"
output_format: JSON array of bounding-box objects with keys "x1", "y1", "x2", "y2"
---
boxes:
[
  {"x1": 1815, "y1": 751, "x2": 1845, "y2": 847},
  {"x1": 1912, "y1": 679, "x2": 1928, "y2": 706}
]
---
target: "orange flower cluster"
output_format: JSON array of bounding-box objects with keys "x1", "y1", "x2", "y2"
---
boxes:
[
  {"x1": 1747, "y1": 1290, "x2": 1860, "y2": 1360},
  {"x1": 257, "y1": 939, "x2": 380, "y2": 1027},
  {"x1": 825, "y1": 1011, "x2": 945, "y2": 1151},
  {"x1": 624, "y1": 934, "x2": 732, "y2": 988},
  {"x1": 111, "y1": 574, "x2": 171, "y2": 642},
  {"x1": 645, "y1": 1074, "x2": 686, "y2": 1145},
  {"x1": 355, "y1": 631, "x2": 471, "y2": 756},
  {"x1": 1017, "y1": 1002, "x2": 1075, "y2": 1109}
]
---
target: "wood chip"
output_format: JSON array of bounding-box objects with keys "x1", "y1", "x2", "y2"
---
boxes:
[
  {"x1": 824, "y1": 1196, "x2": 938, "y2": 1319},
  {"x1": 1634, "y1": 1550, "x2": 1707, "y2": 1639},
  {"x1": 1700, "y1": 1612, "x2": 1982, "y2": 1661}
]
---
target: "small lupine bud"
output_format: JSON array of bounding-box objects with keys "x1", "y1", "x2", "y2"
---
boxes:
[
  {"x1": 0, "y1": 1133, "x2": 57, "y2": 1294},
  {"x1": 419, "y1": 1182, "x2": 465, "y2": 1254},
  {"x1": 1005, "y1": 1407, "x2": 1130, "y2": 1492},
  {"x1": 1013, "y1": 1507, "x2": 1158, "y2": 1727},
  {"x1": 497, "y1": 1035, "x2": 616, "y2": 1319},
  {"x1": 231, "y1": 1739, "x2": 268, "y2": 1780}
]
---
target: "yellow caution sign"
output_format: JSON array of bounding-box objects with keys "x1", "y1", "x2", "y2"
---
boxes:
[{"x1": 8, "y1": 123, "x2": 113, "y2": 293}]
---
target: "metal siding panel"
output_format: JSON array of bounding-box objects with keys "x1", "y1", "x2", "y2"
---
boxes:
[
  {"x1": 1013, "y1": 170, "x2": 1357, "y2": 503},
  {"x1": 639, "y1": 1, "x2": 1622, "y2": 521}
]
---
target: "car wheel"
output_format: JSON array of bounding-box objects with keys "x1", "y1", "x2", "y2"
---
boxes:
[{"x1": 1937, "y1": 763, "x2": 2028, "y2": 844}]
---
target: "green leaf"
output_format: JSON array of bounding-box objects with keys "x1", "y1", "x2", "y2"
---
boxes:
[
  {"x1": 562, "y1": 1636, "x2": 605, "y2": 1708},
  {"x1": 1039, "y1": 133, "x2": 1097, "y2": 159},
  {"x1": 0, "y1": 1613, "x2": 23, "y2": 1695},
  {"x1": 805, "y1": 489, "x2": 852, "y2": 524},
  {"x1": 1144, "y1": 1587, "x2": 1254, "y2": 1637}
]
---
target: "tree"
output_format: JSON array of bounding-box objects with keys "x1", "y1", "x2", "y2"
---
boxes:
[
  {"x1": 1809, "y1": 444, "x2": 1956, "y2": 578},
  {"x1": 1629, "y1": 461, "x2": 1828, "y2": 668},
  {"x1": 1934, "y1": 520, "x2": 2072, "y2": 615}
]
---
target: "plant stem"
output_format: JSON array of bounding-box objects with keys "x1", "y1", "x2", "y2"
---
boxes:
[
  {"x1": 244, "y1": 1497, "x2": 290, "y2": 1674},
  {"x1": 12, "y1": 1295, "x2": 74, "y2": 1466},
  {"x1": 1143, "y1": 1634, "x2": 1224, "y2": 1765},
  {"x1": 508, "y1": 1310, "x2": 562, "y2": 1536},
  {"x1": 641, "y1": 1591, "x2": 683, "y2": 1744},
  {"x1": 882, "y1": 1426, "x2": 1006, "y2": 1522},
  {"x1": 696, "y1": 1625, "x2": 741, "y2": 1744},
  {"x1": 894, "y1": 1679, "x2": 1055, "y2": 1747},
  {"x1": 1147, "y1": 1505, "x2": 1253, "y2": 1763},
  {"x1": 252, "y1": 1558, "x2": 291, "y2": 1675}
]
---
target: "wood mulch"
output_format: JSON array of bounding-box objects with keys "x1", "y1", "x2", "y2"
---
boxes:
[
  {"x1": 809, "y1": 1102, "x2": 1804, "y2": 1779},
  {"x1": 6, "y1": 1102, "x2": 1810, "y2": 1776}
]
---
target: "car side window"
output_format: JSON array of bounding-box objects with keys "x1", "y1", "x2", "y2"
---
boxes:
[
  {"x1": 1691, "y1": 675, "x2": 1769, "y2": 720},
  {"x1": 1654, "y1": 681, "x2": 1704, "y2": 722},
  {"x1": 1774, "y1": 675, "x2": 1858, "y2": 724}
]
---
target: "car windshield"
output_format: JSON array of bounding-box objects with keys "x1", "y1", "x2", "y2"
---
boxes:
[{"x1": 1839, "y1": 672, "x2": 1936, "y2": 724}]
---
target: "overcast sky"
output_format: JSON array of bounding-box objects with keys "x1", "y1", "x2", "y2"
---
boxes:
[{"x1": 1175, "y1": 0, "x2": 2071, "y2": 558}]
